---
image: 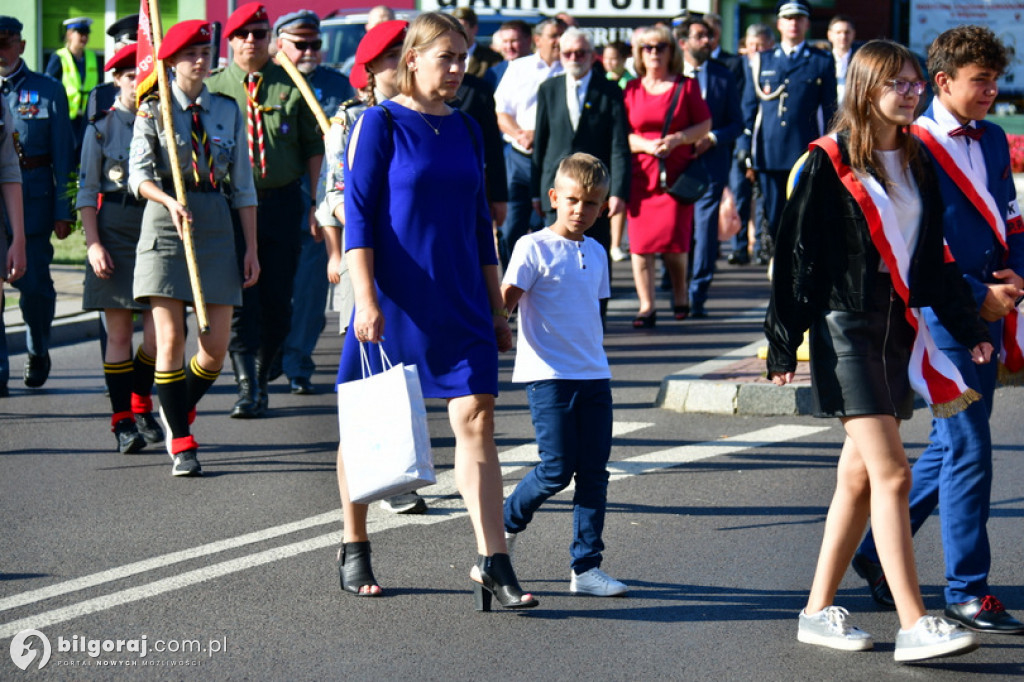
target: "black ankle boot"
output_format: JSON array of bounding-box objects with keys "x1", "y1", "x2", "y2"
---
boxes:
[
  {"x1": 230, "y1": 353, "x2": 261, "y2": 419},
  {"x1": 472, "y1": 553, "x2": 538, "y2": 612},
  {"x1": 338, "y1": 542, "x2": 381, "y2": 597}
]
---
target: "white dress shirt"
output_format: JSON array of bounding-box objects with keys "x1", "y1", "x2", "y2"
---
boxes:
[
  {"x1": 494, "y1": 53, "x2": 564, "y2": 152},
  {"x1": 932, "y1": 97, "x2": 988, "y2": 188},
  {"x1": 565, "y1": 69, "x2": 592, "y2": 131}
]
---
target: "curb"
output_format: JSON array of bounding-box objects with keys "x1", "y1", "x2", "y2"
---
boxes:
[
  {"x1": 5, "y1": 309, "x2": 102, "y2": 356},
  {"x1": 657, "y1": 339, "x2": 814, "y2": 416}
]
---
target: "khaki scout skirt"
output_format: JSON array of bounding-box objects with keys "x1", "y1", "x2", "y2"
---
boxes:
[
  {"x1": 133, "y1": 191, "x2": 241, "y2": 306},
  {"x1": 83, "y1": 198, "x2": 148, "y2": 311}
]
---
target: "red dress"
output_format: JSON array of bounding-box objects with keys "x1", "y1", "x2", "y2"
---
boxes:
[{"x1": 623, "y1": 76, "x2": 710, "y2": 254}]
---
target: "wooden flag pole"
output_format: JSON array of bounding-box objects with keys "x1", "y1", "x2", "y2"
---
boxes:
[
  {"x1": 275, "y1": 51, "x2": 331, "y2": 135},
  {"x1": 147, "y1": 0, "x2": 211, "y2": 334}
]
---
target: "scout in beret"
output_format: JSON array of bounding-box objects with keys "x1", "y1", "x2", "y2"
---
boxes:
[
  {"x1": 127, "y1": 19, "x2": 260, "y2": 477},
  {"x1": 77, "y1": 40, "x2": 164, "y2": 453}
]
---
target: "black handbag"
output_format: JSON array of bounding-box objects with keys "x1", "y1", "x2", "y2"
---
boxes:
[{"x1": 658, "y1": 77, "x2": 709, "y2": 204}]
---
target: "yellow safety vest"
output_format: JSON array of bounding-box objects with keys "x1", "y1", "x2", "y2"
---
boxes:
[{"x1": 56, "y1": 47, "x2": 99, "y2": 119}]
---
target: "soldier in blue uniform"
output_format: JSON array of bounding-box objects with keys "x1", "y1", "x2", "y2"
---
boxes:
[
  {"x1": 738, "y1": 1, "x2": 836, "y2": 262},
  {"x1": 0, "y1": 16, "x2": 76, "y2": 389},
  {"x1": 0, "y1": 93, "x2": 26, "y2": 398},
  {"x1": 272, "y1": 9, "x2": 352, "y2": 394}
]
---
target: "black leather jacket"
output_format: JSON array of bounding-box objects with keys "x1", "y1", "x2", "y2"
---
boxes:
[{"x1": 765, "y1": 135, "x2": 991, "y2": 374}]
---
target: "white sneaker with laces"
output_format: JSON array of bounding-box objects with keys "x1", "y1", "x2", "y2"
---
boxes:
[
  {"x1": 570, "y1": 567, "x2": 628, "y2": 597},
  {"x1": 609, "y1": 246, "x2": 628, "y2": 262},
  {"x1": 797, "y1": 606, "x2": 874, "y2": 651},
  {"x1": 894, "y1": 615, "x2": 979, "y2": 663}
]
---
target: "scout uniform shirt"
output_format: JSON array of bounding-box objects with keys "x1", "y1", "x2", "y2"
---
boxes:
[
  {"x1": 128, "y1": 82, "x2": 257, "y2": 210},
  {"x1": 76, "y1": 98, "x2": 137, "y2": 208},
  {"x1": 206, "y1": 59, "x2": 323, "y2": 190}
]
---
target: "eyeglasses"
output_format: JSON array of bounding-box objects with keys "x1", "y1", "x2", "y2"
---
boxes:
[
  {"x1": 641, "y1": 43, "x2": 669, "y2": 53},
  {"x1": 285, "y1": 38, "x2": 322, "y2": 51},
  {"x1": 561, "y1": 49, "x2": 589, "y2": 59},
  {"x1": 231, "y1": 28, "x2": 269, "y2": 41},
  {"x1": 886, "y1": 79, "x2": 927, "y2": 96}
]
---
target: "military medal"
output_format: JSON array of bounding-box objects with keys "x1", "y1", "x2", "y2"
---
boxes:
[{"x1": 280, "y1": 122, "x2": 290, "y2": 135}]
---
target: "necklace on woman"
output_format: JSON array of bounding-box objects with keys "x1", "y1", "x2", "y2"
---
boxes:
[{"x1": 416, "y1": 110, "x2": 441, "y2": 136}]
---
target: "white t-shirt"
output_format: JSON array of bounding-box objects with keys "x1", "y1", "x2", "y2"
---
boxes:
[{"x1": 503, "y1": 228, "x2": 611, "y2": 383}]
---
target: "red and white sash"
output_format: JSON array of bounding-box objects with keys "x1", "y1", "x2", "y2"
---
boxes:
[
  {"x1": 911, "y1": 117, "x2": 1024, "y2": 385},
  {"x1": 813, "y1": 135, "x2": 981, "y2": 417}
]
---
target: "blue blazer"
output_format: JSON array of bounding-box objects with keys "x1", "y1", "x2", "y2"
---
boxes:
[
  {"x1": 697, "y1": 59, "x2": 744, "y2": 184},
  {"x1": 917, "y1": 103, "x2": 1024, "y2": 318},
  {"x1": 740, "y1": 44, "x2": 837, "y2": 172}
]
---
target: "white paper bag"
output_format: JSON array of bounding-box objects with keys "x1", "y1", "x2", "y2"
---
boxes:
[{"x1": 337, "y1": 345, "x2": 436, "y2": 504}]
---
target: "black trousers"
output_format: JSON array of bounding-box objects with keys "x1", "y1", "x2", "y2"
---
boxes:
[{"x1": 229, "y1": 181, "x2": 303, "y2": 359}]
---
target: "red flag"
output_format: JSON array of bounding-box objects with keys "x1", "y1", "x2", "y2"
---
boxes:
[{"x1": 136, "y1": 0, "x2": 159, "y2": 106}]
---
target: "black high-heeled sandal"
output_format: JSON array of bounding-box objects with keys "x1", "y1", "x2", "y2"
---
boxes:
[
  {"x1": 470, "y1": 553, "x2": 539, "y2": 611},
  {"x1": 337, "y1": 541, "x2": 382, "y2": 597},
  {"x1": 632, "y1": 311, "x2": 656, "y2": 329},
  {"x1": 673, "y1": 304, "x2": 690, "y2": 321}
]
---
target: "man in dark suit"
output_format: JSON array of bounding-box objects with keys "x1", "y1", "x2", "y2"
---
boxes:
[
  {"x1": 453, "y1": 7, "x2": 502, "y2": 79},
  {"x1": 531, "y1": 27, "x2": 629, "y2": 262},
  {"x1": 827, "y1": 14, "x2": 860, "y2": 105},
  {"x1": 454, "y1": 72, "x2": 509, "y2": 229},
  {"x1": 702, "y1": 12, "x2": 745, "y2": 86},
  {"x1": 738, "y1": 0, "x2": 837, "y2": 260},
  {"x1": 676, "y1": 17, "x2": 743, "y2": 318}
]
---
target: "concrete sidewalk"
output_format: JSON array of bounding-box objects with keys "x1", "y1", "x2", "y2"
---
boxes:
[{"x1": 2, "y1": 264, "x2": 101, "y2": 355}]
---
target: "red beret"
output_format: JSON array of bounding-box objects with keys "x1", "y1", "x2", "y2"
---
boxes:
[
  {"x1": 350, "y1": 20, "x2": 407, "y2": 90},
  {"x1": 158, "y1": 20, "x2": 212, "y2": 60},
  {"x1": 104, "y1": 42, "x2": 137, "y2": 72},
  {"x1": 225, "y1": 2, "x2": 269, "y2": 38}
]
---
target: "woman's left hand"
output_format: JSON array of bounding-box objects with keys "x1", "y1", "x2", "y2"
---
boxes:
[
  {"x1": 493, "y1": 316, "x2": 513, "y2": 352},
  {"x1": 242, "y1": 248, "x2": 260, "y2": 288},
  {"x1": 970, "y1": 342, "x2": 994, "y2": 365}
]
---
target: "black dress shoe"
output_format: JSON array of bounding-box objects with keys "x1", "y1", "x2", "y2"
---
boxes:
[
  {"x1": 851, "y1": 553, "x2": 895, "y2": 610},
  {"x1": 24, "y1": 352, "x2": 51, "y2": 388},
  {"x1": 727, "y1": 251, "x2": 750, "y2": 265},
  {"x1": 945, "y1": 596, "x2": 1024, "y2": 634},
  {"x1": 0, "y1": 383, "x2": 8, "y2": 397},
  {"x1": 690, "y1": 306, "x2": 708, "y2": 319},
  {"x1": 289, "y1": 377, "x2": 314, "y2": 394}
]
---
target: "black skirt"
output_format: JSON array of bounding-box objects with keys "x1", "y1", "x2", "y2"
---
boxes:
[{"x1": 809, "y1": 275, "x2": 916, "y2": 419}]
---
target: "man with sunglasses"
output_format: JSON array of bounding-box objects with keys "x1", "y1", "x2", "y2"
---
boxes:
[
  {"x1": 737, "y1": 0, "x2": 836, "y2": 264},
  {"x1": 207, "y1": 2, "x2": 325, "y2": 418},
  {"x1": 46, "y1": 17, "x2": 102, "y2": 150},
  {"x1": 271, "y1": 9, "x2": 353, "y2": 396}
]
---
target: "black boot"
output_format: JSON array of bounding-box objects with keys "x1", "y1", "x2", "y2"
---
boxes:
[
  {"x1": 255, "y1": 356, "x2": 271, "y2": 415},
  {"x1": 230, "y1": 352, "x2": 262, "y2": 419}
]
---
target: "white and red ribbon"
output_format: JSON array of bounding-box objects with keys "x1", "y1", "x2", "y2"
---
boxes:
[{"x1": 812, "y1": 135, "x2": 980, "y2": 416}]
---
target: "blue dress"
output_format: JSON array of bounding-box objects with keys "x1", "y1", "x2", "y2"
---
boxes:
[{"x1": 336, "y1": 100, "x2": 499, "y2": 398}]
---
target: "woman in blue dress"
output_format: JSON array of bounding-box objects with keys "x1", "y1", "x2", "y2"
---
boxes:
[{"x1": 335, "y1": 12, "x2": 537, "y2": 611}]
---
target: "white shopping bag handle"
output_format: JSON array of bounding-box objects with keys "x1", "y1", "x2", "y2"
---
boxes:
[{"x1": 358, "y1": 342, "x2": 394, "y2": 379}]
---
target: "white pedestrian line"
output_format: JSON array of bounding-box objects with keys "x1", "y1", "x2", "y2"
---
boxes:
[{"x1": 0, "y1": 423, "x2": 827, "y2": 639}]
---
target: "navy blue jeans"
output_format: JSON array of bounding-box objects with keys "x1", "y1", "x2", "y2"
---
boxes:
[{"x1": 504, "y1": 378, "x2": 613, "y2": 574}]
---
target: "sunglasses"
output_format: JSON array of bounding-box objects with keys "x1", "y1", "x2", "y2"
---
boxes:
[
  {"x1": 285, "y1": 38, "x2": 322, "y2": 51},
  {"x1": 886, "y1": 79, "x2": 927, "y2": 96},
  {"x1": 231, "y1": 28, "x2": 269, "y2": 41},
  {"x1": 641, "y1": 43, "x2": 669, "y2": 53},
  {"x1": 561, "y1": 49, "x2": 589, "y2": 59}
]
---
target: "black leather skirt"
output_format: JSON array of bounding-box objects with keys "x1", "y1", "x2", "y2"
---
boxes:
[{"x1": 809, "y1": 275, "x2": 916, "y2": 419}]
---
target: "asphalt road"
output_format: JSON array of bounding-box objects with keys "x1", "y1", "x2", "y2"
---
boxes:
[{"x1": 2, "y1": 264, "x2": 1023, "y2": 680}]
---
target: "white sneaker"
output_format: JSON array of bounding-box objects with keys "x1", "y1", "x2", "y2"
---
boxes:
[
  {"x1": 379, "y1": 492, "x2": 427, "y2": 514},
  {"x1": 570, "y1": 567, "x2": 628, "y2": 597},
  {"x1": 609, "y1": 246, "x2": 628, "y2": 262},
  {"x1": 894, "y1": 615, "x2": 979, "y2": 663},
  {"x1": 797, "y1": 606, "x2": 874, "y2": 651}
]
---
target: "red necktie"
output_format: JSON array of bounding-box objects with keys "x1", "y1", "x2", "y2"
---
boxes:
[{"x1": 948, "y1": 124, "x2": 984, "y2": 142}]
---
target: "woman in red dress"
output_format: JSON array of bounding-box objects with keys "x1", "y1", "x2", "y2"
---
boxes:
[{"x1": 623, "y1": 25, "x2": 710, "y2": 327}]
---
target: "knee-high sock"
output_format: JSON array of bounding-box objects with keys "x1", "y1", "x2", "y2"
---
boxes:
[
  {"x1": 155, "y1": 367, "x2": 189, "y2": 440},
  {"x1": 185, "y1": 355, "x2": 220, "y2": 411},
  {"x1": 104, "y1": 359, "x2": 135, "y2": 426},
  {"x1": 131, "y1": 346, "x2": 157, "y2": 414}
]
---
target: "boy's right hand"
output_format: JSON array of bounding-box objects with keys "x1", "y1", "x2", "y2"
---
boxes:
[{"x1": 980, "y1": 270, "x2": 1024, "y2": 321}]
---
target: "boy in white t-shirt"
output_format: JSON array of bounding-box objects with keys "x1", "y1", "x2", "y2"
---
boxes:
[{"x1": 500, "y1": 153, "x2": 627, "y2": 597}]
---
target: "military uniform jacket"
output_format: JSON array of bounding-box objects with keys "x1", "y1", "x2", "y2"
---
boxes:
[
  {"x1": 0, "y1": 61, "x2": 76, "y2": 230},
  {"x1": 128, "y1": 82, "x2": 257, "y2": 209},
  {"x1": 0, "y1": 98, "x2": 20, "y2": 185},
  {"x1": 206, "y1": 60, "x2": 324, "y2": 190},
  {"x1": 76, "y1": 98, "x2": 136, "y2": 208},
  {"x1": 740, "y1": 44, "x2": 837, "y2": 172}
]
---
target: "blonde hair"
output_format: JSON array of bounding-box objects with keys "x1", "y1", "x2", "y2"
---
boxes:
[
  {"x1": 631, "y1": 25, "x2": 682, "y2": 78},
  {"x1": 555, "y1": 153, "x2": 610, "y2": 198},
  {"x1": 831, "y1": 39, "x2": 922, "y2": 186},
  {"x1": 396, "y1": 12, "x2": 470, "y2": 96}
]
